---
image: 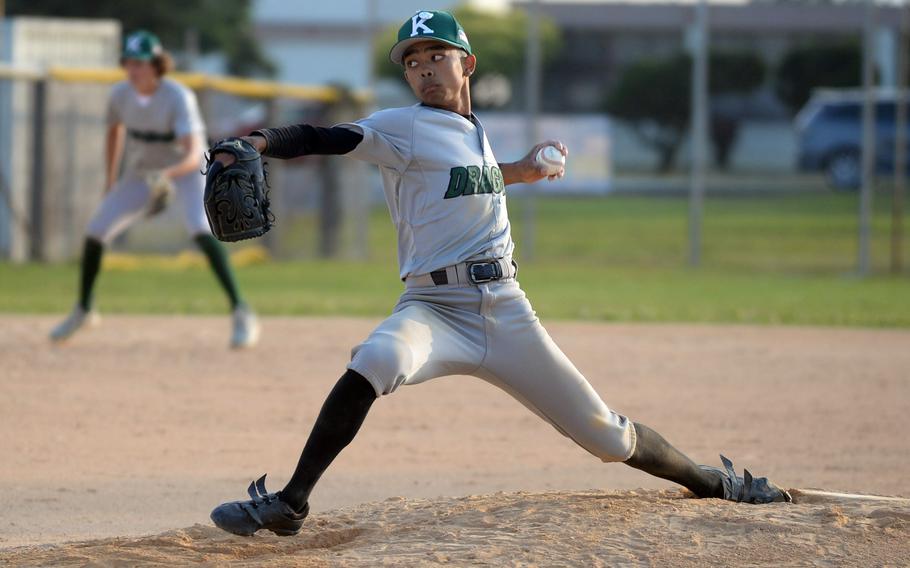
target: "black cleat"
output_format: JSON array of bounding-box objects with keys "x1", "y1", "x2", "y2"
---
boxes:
[
  {"x1": 210, "y1": 474, "x2": 309, "y2": 536},
  {"x1": 700, "y1": 454, "x2": 792, "y2": 504}
]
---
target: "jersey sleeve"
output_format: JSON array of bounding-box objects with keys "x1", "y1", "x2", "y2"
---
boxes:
[
  {"x1": 334, "y1": 107, "x2": 415, "y2": 171},
  {"x1": 173, "y1": 86, "x2": 205, "y2": 138}
]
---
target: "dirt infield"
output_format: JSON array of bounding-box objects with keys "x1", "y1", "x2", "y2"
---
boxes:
[{"x1": 1, "y1": 316, "x2": 908, "y2": 565}]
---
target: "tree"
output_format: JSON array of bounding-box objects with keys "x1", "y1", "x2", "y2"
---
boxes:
[
  {"x1": 5, "y1": 0, "x2": 275, "y2": 77},
  {"x1": 605, "y1": 50, "x2": 766, "y2": 172},
  {"x1": 709, "y1": 50, "x2": 766, "y2": 169},
  {"x1": 605, "y1": 54, "x2": 691, "y2": 173},
  {"x1": 373, "y1": 6, "x2": 561, "y2": 108},
  {"x1": 774, "y1": 42, "x2": 861, "y2": 115}
]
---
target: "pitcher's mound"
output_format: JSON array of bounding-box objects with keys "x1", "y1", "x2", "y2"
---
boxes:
[{"x1": 3, "y1": 489, "x2": 908, "y2": 567}]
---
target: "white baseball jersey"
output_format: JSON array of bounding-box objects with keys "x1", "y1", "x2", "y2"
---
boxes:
[
  {"x1": 88, "y1": 79, "x2": 210, "y2": 242},
  {"x1": 338, "y1": 104, "x2": 514, "y2": 279},
  {"x1": 106, "y1": 78, "x2": 206, "y2": 176}
]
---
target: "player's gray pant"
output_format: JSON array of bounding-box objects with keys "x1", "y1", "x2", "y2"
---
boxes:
[
  {"x1": 348, "y1": 276, "x2": 637, "y2": 462},
  {"x1": 86, "y1": 170, "x2": 209, "y2": 243}
]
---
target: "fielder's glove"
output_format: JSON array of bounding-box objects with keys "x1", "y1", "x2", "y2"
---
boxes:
[
  {"x1": 202, "y1": 137, "x2": 273, "y2": 242},
  {"x1": 144, "y1": 170, "x2": 174, "y2": 217}
]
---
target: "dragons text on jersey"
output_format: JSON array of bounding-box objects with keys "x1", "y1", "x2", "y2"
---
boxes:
[
  {"x1": 444, "y1": 165, "x2": 505, "y2": 199},
  {"x1": 337, "y1": 104, "x2": 513, "y2": 279}
]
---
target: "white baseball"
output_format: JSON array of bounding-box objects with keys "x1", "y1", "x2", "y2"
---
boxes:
[{"x1": 535, "y1": 145, "x2": 565, "y2": 176}]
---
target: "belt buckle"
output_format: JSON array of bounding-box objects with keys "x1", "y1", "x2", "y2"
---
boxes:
[{"x1": 468, "y1": 261, "x2": 502, "y2": 284}]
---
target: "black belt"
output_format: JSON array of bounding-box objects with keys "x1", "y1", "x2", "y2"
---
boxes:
[
  {"x1": 128, "y1": 129, "x2": 176, "y2": 143},
  {"x1": 430, "y1": 259, "x2": 516, "y2": 286}
]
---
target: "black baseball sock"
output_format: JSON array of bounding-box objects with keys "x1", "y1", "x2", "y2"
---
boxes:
[
  {"x1": 624, "y1": 422, "x2": 724, "y2": 498},
  {"x1": 279, "y1": 369, "x2": 377, "y2": 512},
  {"x1": 194, "y1": 234, "x2": 242, "y2": 310},
  {"x1": 78, "y1": 237, "x2": 104, "y2": 311}
]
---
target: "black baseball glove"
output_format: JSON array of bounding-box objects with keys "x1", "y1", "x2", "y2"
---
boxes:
[{"x1": 202, "y1": 137, "x2": 273, "y2": 242}]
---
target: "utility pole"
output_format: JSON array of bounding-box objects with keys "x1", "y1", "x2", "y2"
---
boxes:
[
  {"x1": 523, "y1": 0, "x2": 541, "y2": 261},
  {"x1": 688, "y1": 0, "x2": 709, "y2": 267},
  {"x1": 353, "y1": 0, "x2": 379, "y2": 259},
  {"x1": 858, "y1": 0, "x2": 877, "y2": 276},
  {"x1": 892, "y1": 3, "x2": 908, "y2": 275}
]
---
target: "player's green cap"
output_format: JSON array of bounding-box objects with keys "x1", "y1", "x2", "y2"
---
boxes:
[
  {"x1": 389, "y1": 10, "x2": 471, "y2": 65},
  {"x1": 122, "y1": 30, "x2": 163, "y2": 61}
]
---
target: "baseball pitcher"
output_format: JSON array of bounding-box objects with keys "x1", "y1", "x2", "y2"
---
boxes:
[{"x1": 206, "y1": 11, "x2": 789, "y2": 537}]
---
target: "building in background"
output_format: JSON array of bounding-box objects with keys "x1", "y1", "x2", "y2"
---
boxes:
[
  {"x1": 517, "y1": 1, "x2": 905, "y2": 173},
  {"x1": 251, "y1": 1, "x2": 507, "y2": 89},
  {"x1": 0, "y1": 17, "x2": 120, "y2": 261},
  {"x1": 245, "y1": 1, "x2": 905, "y2": 174},
  {"x1": 518, "y1": 1, "x2": 904, "y2": 116},
  {"x1": 248, "y1": 1, "x2": 903, "y2": 115}
]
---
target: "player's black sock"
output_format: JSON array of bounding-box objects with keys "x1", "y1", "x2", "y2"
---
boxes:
[
  {"x1": 624, "y1": 422, "x2": 724, "y2": 499},
  {"x1": 279, "y1": 369, "x2": 377, "y2": 512},
  {"x1": 194, "y1": 234, "x2": 242, "y2": 310},
  {"x1": 78, "y1": 237, "x2": 104, "y2": 311}
]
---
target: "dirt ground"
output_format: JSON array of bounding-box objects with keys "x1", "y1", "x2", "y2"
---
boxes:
[{"x1": 1, "y1": 316, "x2": 908, "y2": 565}]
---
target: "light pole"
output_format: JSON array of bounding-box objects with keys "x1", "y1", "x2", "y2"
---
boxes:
[
  {"x1": 858, "y1": 0, "x2": 877, "y2": 276},
  {"x1": 892, "y1": 2, "x2": 908, "y2": 275},
  {"x1": 524, "y1": 0, "x2": 541, "y2": 261},
  {"x1": 688, "y1": 0, "x2": 709, "y2": 268}
]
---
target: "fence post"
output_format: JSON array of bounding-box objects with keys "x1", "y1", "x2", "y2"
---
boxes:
[
  {"x1": 858, "y1": 1, "x2": 877, "y2": 276},
  {"x1": 319, "y1": 86, "x2": 362, "y2": 258},
  {"x1": 892, "y1": 6, "x2": 908, "y2": 275},
  {"x1": 523, "y1": 0, "x2": 541, "y2": 262},
  {"x1": 29, "y1": 77, "x2": 46, "y2": 261},
  {"x1": 688, "y1": 0, "x2": 709, "y2": 268},
  {"x1": 261, "y1": 95, "x2": 282, "y2": 255}
]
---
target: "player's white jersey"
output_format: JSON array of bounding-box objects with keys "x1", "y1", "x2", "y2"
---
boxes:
[
  {"x1": 106, "y1": 78, "x2": 206, "y2": 176},
  {"x1": 338, "y1": 104, "x2": 514, "y2": 279}
]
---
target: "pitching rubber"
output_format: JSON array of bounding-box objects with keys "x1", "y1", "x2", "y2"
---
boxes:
[{"x1": 789, "y1": 489, "x2": 910, "y2": 504}]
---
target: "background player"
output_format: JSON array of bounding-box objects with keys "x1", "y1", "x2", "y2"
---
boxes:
[
  {"x1": 207, "y1": 10, "x2": 789, "y2": 537},
  {"x1": 49, "y1": 31, "x2": 259, "y2": 349}
]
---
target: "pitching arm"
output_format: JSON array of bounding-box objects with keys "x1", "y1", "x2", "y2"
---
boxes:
[
  {"x1": 250, "y1": 125, "x2": 364, "y2": 159},
  {"x1": 499, "y1": 139, "x2": 568, "y2": 185},
  {"x1": 212, "y1": 125, "x2": 363, "y2": 168}
]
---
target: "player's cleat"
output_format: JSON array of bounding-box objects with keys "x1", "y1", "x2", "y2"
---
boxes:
[
  {"x1": 700, "y1": 454, "x2": 792, "y2": 504},
  {"x1": 49, "y1": 306, "x2": 100, "y2": 342},
  {"x1": 210, "y1": 474, "x2": 308, "y2": 536},
  {"x1": 230, "y1": 304, "x2": 260, "y2": 349}
]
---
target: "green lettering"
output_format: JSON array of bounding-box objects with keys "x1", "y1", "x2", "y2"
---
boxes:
[
  {"x1": 445, "y1": 165, "x2": 506, "y2": 199},
  {"x1": 491, "y1": 166, "x2": 505, "y2": 194},
  {"x1": 480, "y1": 166, "x2": 494, "y2": 194},
  {"x1": 464, "y1": 165, "x2": 481, "y2": 196},
  {"x1": 444, "y1": 166, "x2": 467, "y2": 199}
]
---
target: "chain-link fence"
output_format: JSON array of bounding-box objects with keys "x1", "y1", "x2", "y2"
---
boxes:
[
  {"x1": 501, "y1": 0, "x2": 910, "y2": 277},
  {"x1": 2, "y1": 6, "x2": 908, "y2": 277},
  {"x1": 0, "y1": 66, "x2": 372, "y2": 262}
]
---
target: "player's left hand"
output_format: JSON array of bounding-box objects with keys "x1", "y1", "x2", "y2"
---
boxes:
[
  {"x1": 519, "y1": 139, "x2": 568, "y2": 183},
  {"x1": 144, "y1": 170, "x2": 175, "y2": 217}
]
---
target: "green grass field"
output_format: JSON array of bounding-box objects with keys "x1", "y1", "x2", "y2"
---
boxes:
[{"x1": 2, "y1": 193, "x2": 909, "y2": 326}]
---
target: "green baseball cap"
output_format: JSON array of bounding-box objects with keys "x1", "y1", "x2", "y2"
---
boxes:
[
  {"x1": 122, "y1": 30, "x2": 163, "y2": 61},
  {"x1": 389, "y1": 10, "x2": 471, "y2": 65}
]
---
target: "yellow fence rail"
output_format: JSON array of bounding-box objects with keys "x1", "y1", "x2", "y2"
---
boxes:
[{"x1": 0, "y1": 64, "x2": 369, "y2": 103}]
